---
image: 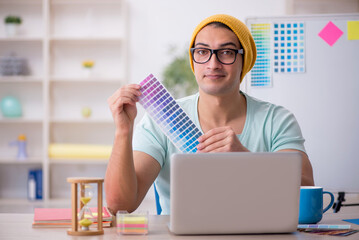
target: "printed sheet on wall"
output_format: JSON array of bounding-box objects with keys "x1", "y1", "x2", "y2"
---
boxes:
[{"x1": 249, "y1": 21, "x2": 306, "y2": 87}]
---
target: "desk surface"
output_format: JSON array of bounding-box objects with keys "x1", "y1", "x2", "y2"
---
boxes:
[{"x1": 0, "y1": 212, "x2": 358, "y2": 240}]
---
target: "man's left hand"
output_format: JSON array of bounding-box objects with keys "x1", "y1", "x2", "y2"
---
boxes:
[{"x1": 197, "y1": 126, "x2": 249, "y2": 152}]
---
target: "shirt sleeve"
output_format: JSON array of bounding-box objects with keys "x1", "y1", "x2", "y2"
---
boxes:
[
  {"x1": 132, "y1": 114, "x2": 168, "y2": 167},
  {"x1": 270, "y1": 106, "x2": 306, "y2": 153}
]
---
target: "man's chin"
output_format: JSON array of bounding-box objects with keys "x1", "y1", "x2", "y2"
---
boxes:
[{"x1": 199, "y1": 87, "x2": 230, "y2": 97}]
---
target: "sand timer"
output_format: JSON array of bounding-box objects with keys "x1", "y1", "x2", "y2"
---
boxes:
[
  {"x1": 67, "y1": 177, "x2": 104, "y2": 236},
  {"x1": 78, "y1": 183, "x2": 94, "y2": 230}
]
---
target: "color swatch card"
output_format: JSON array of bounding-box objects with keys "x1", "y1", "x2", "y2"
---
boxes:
[
  {"x1": 273, "y1": 22, "x2": 306, "y2": 73},
  {"x1": 138, "y1": 74, "x2": 202, "y2": 153},
  {"x1": 297, "y1": 224, "x2": 351, "y2": 230},
  {"x1": 297, "y1": 224, "x2": 358, "y2": 237},
  {"x1": 250, "y1": 23, "x2": 272, "y2": 87}
]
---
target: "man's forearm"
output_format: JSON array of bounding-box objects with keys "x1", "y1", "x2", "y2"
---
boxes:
[
  {"x1": 300, "y1": 152, "x2": 314, "y2": 186},
  {"x1": 105, "y1": 131, "x2": 138, "y2": 213},
  {"x1": 278, "y1": 149, "x2": 314, "y2": 186},
  {"x1": 301, "y1": 174, "x2": 314, "y2": 186}
]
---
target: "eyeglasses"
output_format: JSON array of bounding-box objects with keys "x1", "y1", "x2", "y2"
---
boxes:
[{"x1": 190, "y1": 48, "x2": 244, "y2": 65}]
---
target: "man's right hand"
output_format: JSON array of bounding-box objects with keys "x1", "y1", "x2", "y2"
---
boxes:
[
  {"x1": 107, "y1": 84, "x2": 142, "y2": 134},
  {"x1": 105, "y1": 84, "x2": 161, "y2": 213}
]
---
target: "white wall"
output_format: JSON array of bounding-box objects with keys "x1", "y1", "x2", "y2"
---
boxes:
[{"x1": 127, "y1": 0, "x2": 288, "y2": 84}]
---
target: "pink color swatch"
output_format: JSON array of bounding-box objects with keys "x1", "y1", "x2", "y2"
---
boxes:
[{"x1": 318, "y1": 21, "x2": 343, "y2": 46}]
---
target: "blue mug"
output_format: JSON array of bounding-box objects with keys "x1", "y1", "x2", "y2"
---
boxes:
[{"x1": 298, "y1": 186, "x2": 334, "y2": 224}]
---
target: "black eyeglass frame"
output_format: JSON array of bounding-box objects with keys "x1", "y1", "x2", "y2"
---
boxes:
[{"x1": 190, "y1": 47, "x2": 244, "y2": 65}]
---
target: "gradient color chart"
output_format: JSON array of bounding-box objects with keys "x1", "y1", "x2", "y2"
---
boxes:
[
  {"x1": 138, "y1": 74, "x2": 202, "y2": 153},
  {"x1": 250, "y1": 23, "x2": 271, "y2": 87}
]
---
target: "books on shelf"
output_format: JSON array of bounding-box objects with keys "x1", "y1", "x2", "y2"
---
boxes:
[{"x1": 32, "y1": 206, "x2": 113, "y2": 228}]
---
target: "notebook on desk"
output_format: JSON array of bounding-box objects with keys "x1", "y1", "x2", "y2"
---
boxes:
[{"x1": 169, "y1": 152, "x2": 302, "y2": 235}]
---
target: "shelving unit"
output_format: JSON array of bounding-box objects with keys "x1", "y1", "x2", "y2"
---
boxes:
[{"x1": 0, "y1": 0, "x2": 127, "y2": 206}]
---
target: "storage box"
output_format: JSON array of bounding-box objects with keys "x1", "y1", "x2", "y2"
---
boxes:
[{"x1": 0, "y1": 56, "x2": 29, "y2": 76}]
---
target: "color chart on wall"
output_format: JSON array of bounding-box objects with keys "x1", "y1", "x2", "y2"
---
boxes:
[
  {"x1": 138, "y1": 74, "x2": 202, "y2": 153},
  {"x1": 250, "y1": 23, "x2": 272, "y2": 87},
  {"x1": 273, "y1": 22, "x2": 306, "y2": 73}
]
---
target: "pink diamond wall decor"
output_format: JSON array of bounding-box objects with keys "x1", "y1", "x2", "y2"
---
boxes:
[{"x1": 318, "y1": 21, "x2": 344, "y2": 46}]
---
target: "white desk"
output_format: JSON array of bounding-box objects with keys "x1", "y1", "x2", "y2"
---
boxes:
[{"x1": 0, "y1": 212, "x2": 358, "y2": 240}]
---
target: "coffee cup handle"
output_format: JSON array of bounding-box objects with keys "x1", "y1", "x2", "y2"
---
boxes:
[{"x1": 323, "y1": 191, "x2": 334, "y2": 213}]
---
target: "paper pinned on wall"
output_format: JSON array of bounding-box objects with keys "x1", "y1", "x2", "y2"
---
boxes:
[
  {"x1": 273, "y1": 22, "x2": 306, "y2": 74},
  {"x1": 347, "y1": 21, "x2": 359, "y2": 40},
  {"x1": 318, "y1": 21, "x2": 343, "y2": 46},
  {"x1": 249, "y1": 21, "x2": 307, "y2": 88},
  {"x1": 250, "y1": 23, "x2": 272, "y2": 87}
]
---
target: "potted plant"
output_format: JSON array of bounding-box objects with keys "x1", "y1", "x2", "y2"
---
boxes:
[
  {"x1": 82, "y1": 60, "x2": 95, "y2": 78},
  {"x1": 4, "y1": 15, "x2": 22, "y2": 37},
  {"x1": 162, "y1": 48, "x2": 197, "y2": 99}
]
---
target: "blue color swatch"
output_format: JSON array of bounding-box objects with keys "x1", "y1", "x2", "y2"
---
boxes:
[
  {"x1": 273, "y1": 22, "x2": 306, "y2": 73},
  {"x1": 138, "y1": 74, "x2": 202, "y2": 153}
]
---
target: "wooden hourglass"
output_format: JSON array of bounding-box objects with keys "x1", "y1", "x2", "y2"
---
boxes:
[{"x1": 67, "y1": 177, "x2": 104, "y2": 236}]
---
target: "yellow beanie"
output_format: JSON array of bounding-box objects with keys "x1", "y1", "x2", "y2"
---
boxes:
[{"x1": 189, "y1": 14, "x2": 257, "y2": 83}]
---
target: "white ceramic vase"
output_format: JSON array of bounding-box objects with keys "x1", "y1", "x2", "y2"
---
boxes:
[
  {"x1": 83, "y1": 67, "x2": 93, "y2": 78},
  {"x1": 5, "y1": 23, "x2": 19, "y2": 37}
]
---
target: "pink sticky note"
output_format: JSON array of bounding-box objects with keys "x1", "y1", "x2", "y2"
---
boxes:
[{"x1": 318, "y1": 21, "x2": 344, "y2": 46}]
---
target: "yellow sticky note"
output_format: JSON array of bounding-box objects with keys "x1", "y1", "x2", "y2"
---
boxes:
[
  {"x1": 122, "y1": 216, "x2": 148, "y2": 224},
  {"x1": 347, "y1": 21, "x2": 359, "y2": 40}
]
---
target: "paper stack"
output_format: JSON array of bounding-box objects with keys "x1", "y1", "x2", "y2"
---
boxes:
[{"x1": 32, "y1": 207, "x2": 113, "y2": 228}]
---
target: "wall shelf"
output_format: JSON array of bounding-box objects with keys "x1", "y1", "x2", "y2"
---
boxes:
[
  {"x1": 0, "y1": 119, "x2": 43, "y2": 123},
  {"x1": 0, "y1": 198, "x2": 44, "y2": 205},
  {"x1": 50, "y1": 37, "x2": 123, "y2": 42},
  {"x1": 50, "y1": 77, "x2": 124, "y2": 83},
  {"x1": 0, "y1": 158, "x2": 42, "y2": 164},
  {"x1": 0, "y1": 37, "x2": 43, "y2": 42},
  {"x1": 0, "y1": 0, "x2": 127, "y2": 203},
  {"x1": 50, "y1": 118, "x2": 113, "y2": 124},
  {"x1": 50, "y1": 159, "x2": 108, "y2": 164},
  {"x1": 0, "y1": 76, "x2": 43, "y2": 83},
  {"x1": 51, "y1": 0, "x2": 122, "y2": 5}
]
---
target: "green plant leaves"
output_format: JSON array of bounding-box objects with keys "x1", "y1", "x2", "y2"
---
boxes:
[
  {"x1": 4, "y1": 16, "x2": 22, "y2": 24},
  {"x1": 162, "y1": 51, "x2": 197, "y2": 99}
]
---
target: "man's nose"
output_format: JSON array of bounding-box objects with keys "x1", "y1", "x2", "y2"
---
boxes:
[{"x1": 206, "y1": 53, "x2": 222, "y2": 69}]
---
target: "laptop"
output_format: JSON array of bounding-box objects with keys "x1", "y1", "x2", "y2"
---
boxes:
[{"x1": 169, "y1": 152, "x2": 302, "y2": 235}]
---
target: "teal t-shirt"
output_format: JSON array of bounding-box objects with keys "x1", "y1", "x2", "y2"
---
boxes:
[{"x1": 133, "y1": 92, "x2": 306, "y2": 215}]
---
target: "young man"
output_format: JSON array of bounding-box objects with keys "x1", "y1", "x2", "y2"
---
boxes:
[{"x1": 105, "y1": 14, "x2": 314, "y2": 215}]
